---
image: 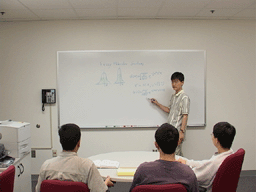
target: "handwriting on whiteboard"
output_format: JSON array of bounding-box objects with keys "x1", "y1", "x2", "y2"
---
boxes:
[
  {"x1": 99, "y1": 62, "x2": 144, "y2": 67},
  {"x1": 97, "y1": 62, "x2": 165, "y2": 96},
  {"x1": 130, "y1": 72, "x2": 162, "y2": 80},
  {"x1": 133, "y1": 89, "x2": 166, "y2": 96}
]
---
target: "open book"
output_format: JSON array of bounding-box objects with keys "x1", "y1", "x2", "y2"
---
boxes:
[{"x1": 93, "y1": 160, "x2": 120, "y2": 169}]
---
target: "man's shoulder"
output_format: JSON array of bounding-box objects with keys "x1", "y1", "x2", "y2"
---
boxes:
[
  {"x1": 139, "y1": 160, "x2": 189, "y2": 170},
  {"x1": 70, "y1": 156, "x2": 95, "y2": 166},
  {"x1": 138, "y1": 161, "x2": 195, "y2": 176},
  {"x1": 42, "y1": 157, "x2": 58, "y2": 165},
  {"x1": 42, "y1": 155, "x2": 94, "y2": 167},
  {"x1": 177, "y1": 161, "x2": 194, "y2": 171},
  {"x1": 137, "y1": 160, "x2": 160, "y2": 169},
  {"x1": 180, "y1": 91, "x2": 189, "y2": 98}
]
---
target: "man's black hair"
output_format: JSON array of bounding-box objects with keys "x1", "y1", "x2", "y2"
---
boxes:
[
  {"x1": 213, "y1": 122, "x2": 236, "y2": 149},
  {"x1": 58, "y1": 123, "x2": 81, "y2": 151},
  {"x1": 155, "y1": 123, "x2": 179, "y2": 154},
  {"x1": 171, "y1": 72, "x2": 184, "y2": 82}
]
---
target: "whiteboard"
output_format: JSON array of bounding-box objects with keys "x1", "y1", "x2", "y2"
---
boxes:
[{"x1": 57, "y1": 50, "x2": 206, "y2": 128}]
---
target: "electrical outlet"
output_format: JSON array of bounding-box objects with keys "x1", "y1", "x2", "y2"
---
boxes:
[
  {"x1": 52, "y1": 149, "x2": 57, "y2": 157},
  {"x1": 31, "y1": 150, "x2": 36, "y2": 158}
]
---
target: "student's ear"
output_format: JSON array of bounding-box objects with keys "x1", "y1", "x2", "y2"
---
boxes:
[
  {"x1": 216, "y1": 138, "x2": 221, "y2": 145},
  {"x1": 77, "y1": 139, "x2": 81, "y2": 148},
  {"x1": 212, "y1": 136, "x2": 219, "y2": 147},
  {"x1": 154, "y1": 141, "x2": 159, "y2": 149}
]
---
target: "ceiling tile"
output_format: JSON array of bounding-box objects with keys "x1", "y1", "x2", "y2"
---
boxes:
[
  {"x1": 233, "y1": 9, "x2": 256, "y2": 18},
  {"x1": 33, "y1": 9, "x2": 77, "y2": 19},
  {"x1": 118, "y1": 7, "x2": 158, "y2": 18},
  {"x1": 0, "y1": 0, "x2": 255, "y2": 21},
  {"x1": 0, "y1": 9, "x2": 39, "y2": 19},
  {"x1": 118, "y1": 0, "x2": 164, "y2": 8},
  {"x1": 248, "y1": 3, "x2": 256, "y2": 8},
  {"x1": 158, "y1": 7, "x2": 201, "y2": 17},
  {"x1": 19, "y1": 0, "x2": 72, "y2": 9},
  {"x1": 206, "y1": 0, "x2": 256, "y2": 9},
  {"x1": 0, "y1": 0, "x2": 28, "y2": 9},
  {"x1": 162, "y1": 0, "x2": 211, "y2": 9},
  {"x1": 76, "y1": 8, "x2": 117, "y2": 17},
  {"x1": 197, "y1": 8, "x2": 244, "y2": 17},
  {"x1": 69, "y1": 0, "x2": 118, "y2": 9}
]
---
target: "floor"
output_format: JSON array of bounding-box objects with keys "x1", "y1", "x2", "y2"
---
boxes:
[
  {"x1": 236, "y1": 171, "x2": 256, "y2": 192},
  {"x1": 32, "y1": 171, "x2": 256, "y2": 192}
]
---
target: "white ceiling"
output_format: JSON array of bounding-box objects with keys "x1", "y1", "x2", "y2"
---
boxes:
[{"x1": 0, "y1": 0, "x2": 255, "y2": 22}]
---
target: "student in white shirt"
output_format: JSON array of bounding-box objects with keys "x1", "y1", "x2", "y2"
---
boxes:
[
  {"x1": 35, "y1": 123, "x2": 114, "y2": 192},
  {"x1": 178, "y1": 122, "x2": 236, "y2": 192}
]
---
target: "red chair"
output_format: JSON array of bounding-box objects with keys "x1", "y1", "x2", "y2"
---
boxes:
[
  {"x1": 40, "y1": 180, "x2": 90, "y2": 192},
  {"x1": 131, "y1": 184, "x2": 187, "y2": 192},
  {"x1": 212, "y1": 148, "x2": 245, "y2": 192},
  {"x1": 0, "y1": 165, "x2": 15, "y2": 192}
]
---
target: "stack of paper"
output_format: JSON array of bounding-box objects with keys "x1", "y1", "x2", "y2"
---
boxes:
[
  {"x1": 117, "y1": 167, "x2": 137, "y2": 176},
  {"x1": 93, "y1": 160, "x2": 120, "y2": 169}
]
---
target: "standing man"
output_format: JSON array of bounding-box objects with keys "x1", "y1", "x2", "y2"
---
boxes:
[{"x1": 151, "y1": 72, "x2": 190, "y2": 156}]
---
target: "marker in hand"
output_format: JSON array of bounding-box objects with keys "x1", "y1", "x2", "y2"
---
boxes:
[{"x1": 147, "y1": 98, "x2": 155, "y2": 103}]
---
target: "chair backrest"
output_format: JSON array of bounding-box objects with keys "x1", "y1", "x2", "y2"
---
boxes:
[
  {"x1": 131, "y1": 184, "x2": 187, "y2": 192},
  {"x1": 40, "y1": 180, "x2": 90, "y2": 192},
  {"x1": 212, "y1": 148, "x2": 245, "y2": 192},
  {"x1": 0, "y1": 165, "x2": 15, "y2": 192}
]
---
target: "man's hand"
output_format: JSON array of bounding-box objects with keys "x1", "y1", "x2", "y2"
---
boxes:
[
  {"x1": 150, "y1": 98, "x2": 158, "y2": 105},
  {"x1": 177, "y1": 158, "x2": 187, "y2": 164},
  {"x1": 178, "y1": 131, "x2": 184, "y2": 146},
  {"x1": 105, "y1": 176, "x2": 114, "y2": 187},
  {"x1": 150, "y1": 98, "x2": 170, "y2": 113}
]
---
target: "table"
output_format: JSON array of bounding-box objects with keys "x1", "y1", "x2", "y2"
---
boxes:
[{"x1": 88, "y1": 151, "x2": 171, "y2": 182}]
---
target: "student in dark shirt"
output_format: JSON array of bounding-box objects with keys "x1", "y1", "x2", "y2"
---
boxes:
[{"x1": 129, "y1": 123, "x2": 199, "y2": 192}]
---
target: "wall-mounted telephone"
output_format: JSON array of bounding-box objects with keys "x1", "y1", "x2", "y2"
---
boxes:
[{"x1": 42, "y1": 89, "x2": 56, "y2": 111}]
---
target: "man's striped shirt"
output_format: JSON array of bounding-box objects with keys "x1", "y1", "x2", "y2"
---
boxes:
[{"x1": 167, "y1": 90, "x2": 190, "y2": 130}]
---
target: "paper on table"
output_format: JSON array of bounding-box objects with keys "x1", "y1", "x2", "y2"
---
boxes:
[
  {"x1": 117, "y1": 167, "x2": 137, "y2": 176},
  {"x1": 93, "y1": 160, "x2": 120, "y2": 169}
]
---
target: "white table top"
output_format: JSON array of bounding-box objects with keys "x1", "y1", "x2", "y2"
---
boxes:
[{"x1": 88, "y1": 151, "x2": 160, "y2": 182}]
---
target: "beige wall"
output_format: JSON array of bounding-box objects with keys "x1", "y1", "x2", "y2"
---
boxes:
[{"x1": 0, "y1": 20, "x2": 255, "y2": 173}]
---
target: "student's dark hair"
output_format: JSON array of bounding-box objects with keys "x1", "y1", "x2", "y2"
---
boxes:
[
  {"x1": 155, "y1": 123, "x2": 179, "y2": 154},
  {"x1": 171, "y1": 72, "x2": 184, "y2": 82},
  {"x1": 58, "y1": 123, "x2": 81, "y2": 151},
  {"x1": 213, "y1": 122, "x2": 236, "y2": 149}
]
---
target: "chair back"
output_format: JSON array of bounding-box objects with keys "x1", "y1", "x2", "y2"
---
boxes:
[
  {"x1": 132, "y1": 184, "x2": 187, "y2": 192},
  {"x1": 40, "y1": 180, "x2": 90, "y2": 192},
  {"x1": 0, "y1": 165, "x2": 15, "y2": 192},
  {"x1": 212, "y1": 148, "x2": 245, "y2": 192}
]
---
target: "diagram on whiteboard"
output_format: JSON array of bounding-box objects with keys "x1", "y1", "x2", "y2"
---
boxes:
[
  {"x1": 97, "y1": 72, "x2": 110, "y2": 86},
  {"x1": 115, "y1": 68, "x2": 125, "y2": 85}
]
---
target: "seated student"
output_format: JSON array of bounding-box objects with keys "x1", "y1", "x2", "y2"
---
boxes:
[
  {"x1": 35, "y1": 123, "x2": 114, "y2": 192},
  {"x1": 178, "y1": 122, "x2": 236, "y2": 192},
  {"x1": 129, "y1": 123, "x2": 199, "y2": 192}
]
